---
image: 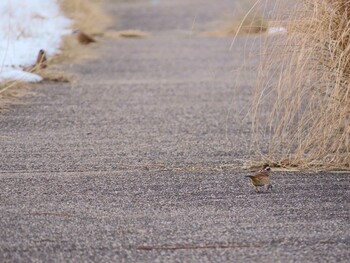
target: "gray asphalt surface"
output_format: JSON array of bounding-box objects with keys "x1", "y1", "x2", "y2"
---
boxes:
[{"x1": 1, "y1": 0, "x2": 349, "y2": 262}]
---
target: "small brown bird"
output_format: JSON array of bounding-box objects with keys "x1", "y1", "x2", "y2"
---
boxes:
[
  {"x1": 36, "y1": 49, "x2": 47, "y2": 69},
  {"x1": 245, "y1": 164, "x2": 272, "y2": 192},
  {"x1": 73, "y1": 29, "x2": 96, "y2": 45}
]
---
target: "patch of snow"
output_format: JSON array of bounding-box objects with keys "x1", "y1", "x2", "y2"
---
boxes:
[
  {"x1": 0, "y1": 68, "x2": 42, "y2": 82},
  {"x1": 0, "y1": 0, "x2": 72, "y2": 82},
  {"x1": 268, "y1": 27, "x2": 287, "y2": 35}
]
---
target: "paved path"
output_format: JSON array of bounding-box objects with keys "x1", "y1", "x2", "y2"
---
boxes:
[{"x1": 1, "y1": 0, "x2": 349, "y2": 262}]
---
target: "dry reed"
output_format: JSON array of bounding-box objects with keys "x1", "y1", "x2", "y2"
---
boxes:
[{"x1": 252, "y1": 0, "x2": 350, "y2": 170}]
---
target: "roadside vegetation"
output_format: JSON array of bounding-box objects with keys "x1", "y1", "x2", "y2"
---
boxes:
[
  {"x1": 252, "y1": 0, "x2": 350, "y2": 170},
  {"x1": 56, "y1": 0, "x2": 111, "y2": 64}
]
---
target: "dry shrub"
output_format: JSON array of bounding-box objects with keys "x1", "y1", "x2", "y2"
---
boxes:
[{"x1": 253, "y1": 0, "x2": 350, "y2": 170}]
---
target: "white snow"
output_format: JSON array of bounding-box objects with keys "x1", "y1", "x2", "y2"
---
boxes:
[
  {"x1": 0, "y1": 68, "x2": 43, "y2": 82},
  {"x1": 0, "y1": 0, "x2": 72, "y2": 83},
  {"x1": 268, "y1": 27, "x2": 287, "y2": 35}
]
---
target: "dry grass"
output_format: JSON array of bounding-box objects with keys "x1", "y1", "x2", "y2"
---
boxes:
[
  {"x1": 0, "y1": 64, "x2": 73, "y2": 110},
  {"x1": 252, "y1": 0, "x2": 350, "y2": 170},
  {"x1": 54, "y1": 0, "x2": 112, "y2": 64},
  {"x1": 38, "y1": 68, "x2": 74, "y2": 83},
  {"x1": 104, "y1": 30, "x2": 148, "y2": 39},
  {"x1": 49, "y1": 34, "x2": 96, "y2": 65},
  {"x1": 60, "y1": 0, "x2": 111, "y2": 36},
  {"x1": 0, "y1": 82, "x2": 34, "y2": 111}
]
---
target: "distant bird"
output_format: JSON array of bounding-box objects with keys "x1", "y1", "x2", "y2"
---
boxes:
[
  {"x1": 36, "y1": 49, "x2": 47, "y2": 69},
  {"x1": 73, "y1": 29, "x2": 96, "y2": 45},
  {"x1": 245, "y1": 164, "x2": 272, "y2": 192}
]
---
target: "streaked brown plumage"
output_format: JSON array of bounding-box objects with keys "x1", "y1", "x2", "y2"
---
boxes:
[
  {"x1": 245, "y1": 164, "x2": 272, "y2": 192},
  {"x1": 36, "y1": 49, "x2": 47, "y2": 69},
  {"x1": 73, "y1": 29, "x2": 96, "y2": 45}
]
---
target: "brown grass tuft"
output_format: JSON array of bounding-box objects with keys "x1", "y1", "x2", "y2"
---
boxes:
[
  {"x1": 252, "y1": 0, "x2": 350, "y2": 170},
  {"x1": 38, "y1": 69, "x2": 74, "y2": 83},
  {"x1": 55, "y1": 0, "x2": 111, "y2": 64},
  {"x1": 49, "y1": 35, "x2": 95, "y2": 64},
  {"x1": 104, "y1": 30, "x2": 148, "y2": 39},
  {"x1": 60, "y1": 0, "x2": 111, "y2": 36},
  {"x1": 0, "y1": 82, "x2": 34, "y2": 111}
]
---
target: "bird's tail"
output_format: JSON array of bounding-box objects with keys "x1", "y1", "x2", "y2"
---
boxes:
[{"x1": 245, "y1": 175, "x2": 254, "y2": 178}]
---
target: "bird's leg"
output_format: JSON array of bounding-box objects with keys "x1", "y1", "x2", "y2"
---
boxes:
[
  {"x1": 267, "y1": 184, "x2": 273, "y2": 191},
  {"x1": 255, "y1": 187, "x2": 260, "y2": 193}
]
